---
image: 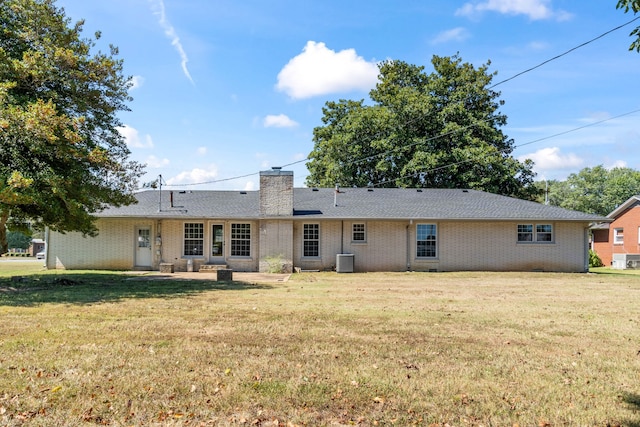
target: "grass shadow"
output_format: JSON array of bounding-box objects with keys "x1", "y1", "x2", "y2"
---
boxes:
[
  {"x1": 620, "y1": 392, "x2": 640, "y2": 427},
  {"x1": 0, "y1": 272, "x2": 271, "y2": 307},
  {"x1": 589, "y1": 267, "x2": 640, "y2": 277}
]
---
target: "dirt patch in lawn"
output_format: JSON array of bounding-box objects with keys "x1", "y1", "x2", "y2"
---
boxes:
[{"x1": 135, "y1": 270, "x2": 291, "y2": 283}]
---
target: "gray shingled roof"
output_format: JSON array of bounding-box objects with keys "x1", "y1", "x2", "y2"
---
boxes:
[{"x1": 98, "y1": 188, "x2": 608, "y2": 222}]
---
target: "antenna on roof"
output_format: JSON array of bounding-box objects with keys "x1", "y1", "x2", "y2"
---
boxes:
[
  {"x1": 157, "y1": 174, "x2": 165, "y2": 212},
  {"x1": 545, "y1": 180, "x2": 549, "y2": 205},
  {"x1": 334, "y1": 183, "x2": 344, "y2": 206}
]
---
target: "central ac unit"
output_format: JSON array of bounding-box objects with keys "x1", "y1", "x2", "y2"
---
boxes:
[{"x1": 612, "y1": 253, "x2": 640, "y2": 269}]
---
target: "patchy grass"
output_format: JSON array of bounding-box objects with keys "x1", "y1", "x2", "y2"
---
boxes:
[
  {"x1": 1, "y1": 267, "x2": 640, "y2": 426},
  {"x1": 0, "y1": 259, "x2": 47, "y2": 277},
  {"x1": 590, "y1": 266, "x2": 640, "y2": 276}
]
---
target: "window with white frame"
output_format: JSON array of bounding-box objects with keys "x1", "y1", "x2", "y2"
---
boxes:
[
  {"x1": 517, "y1": 224, "x2": 533, "y2": 242},
  {"x1": 614, "y1": 228, "x2": 624, "y2": 245},
  {"x1": 184, "y1": 223, "x2": 204, "y2": 256},
  {"x1": 517, "y1": 224, "x2": 553, "y2": 243},
  {"x1": 536, "y1": 224, "x2": 553, "y2": 242},
  {"x1": 416, "y1": 224, "x2": 437, "y2": 258},
  {"x1": 352, "y1": 223, "x2": 366, "y2": 242},
  {"x1": 303, "y1": 224, "x2": 320, "y2": 257},
  {"x1": 230, "y1": 223, "x2": 251, "y2": 257}
]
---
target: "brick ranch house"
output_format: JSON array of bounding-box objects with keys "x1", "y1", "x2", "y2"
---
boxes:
[
  {"x1": 592, "y1": 195, "x2": 640, "y2": 269},
  {"x1": 44, "y1": 169, "x2": 607, "y2": 273}
]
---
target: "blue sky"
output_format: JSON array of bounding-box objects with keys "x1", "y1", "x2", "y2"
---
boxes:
[{"x1": 55, "y1": 0, "x2": 640, "y2": 190}]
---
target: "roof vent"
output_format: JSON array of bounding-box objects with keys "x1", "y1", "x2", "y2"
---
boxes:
[
  {"x1": 417, "y1": 189, "x2": 423, "y2": 193},
  {"x1": 367, "y1": 188, "x2": 374, "y2": 192},
  {"x1": 240, "y1": 191, "x2": 247, "y2": 195},
  {"x1": 462, "y1": 189, "x2": 469, "y2": 193},
  {"x1": 271, "y1": 166, "x2": 282, "y2": 170},
  {"x1": 312, "y1": 188, "x2": 319, "y2": 192}
]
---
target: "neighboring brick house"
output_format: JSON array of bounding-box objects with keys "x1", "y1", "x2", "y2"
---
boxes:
[
  {"x1": 45, "y1": 169, "x2": 607, "y2": 273},
  {"x1": 30, "y1": 239, "x2": 45, "y2": 257},
  {"x1": 592, "y1": 195, "x2": 640, "y2": 268}
]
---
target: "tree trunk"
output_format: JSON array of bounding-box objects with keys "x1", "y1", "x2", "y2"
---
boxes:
[{"x1": 0, "y1": 210, "x2": 9, "y2": 255}]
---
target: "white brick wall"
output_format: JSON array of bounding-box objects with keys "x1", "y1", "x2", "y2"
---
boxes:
[
  {"x1": 47, "y1": 218, "x2": 151, "y2": 270},
  {"x1": 47, "y1": 217, "x2": 589, "y2": 273},
  {"x1": 259, "y1": 220, "x2": 293, "y2": 273},
  {"x1": 292, "y1": 220, "x2": 589, "y2": 272}
]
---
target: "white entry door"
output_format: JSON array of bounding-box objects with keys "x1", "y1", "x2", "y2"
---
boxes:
[{"x1": 136, "y1": 227, "x2": 152, "y2": 267}]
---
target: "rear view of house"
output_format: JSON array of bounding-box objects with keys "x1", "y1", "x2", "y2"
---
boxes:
[{"x1": 45, "y1": 169, "x2": 607, "y2": 273}]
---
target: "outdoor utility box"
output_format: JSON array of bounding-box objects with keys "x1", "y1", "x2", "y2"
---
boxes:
[
  {"x1": 217, "y1": 269, "x2": 233, "y2": 282},
  {"x1": 612, "y1": 253, "x2": 640, "y2": 269},
  {"x1": 336, "y1": 253, "x2": 354, "y2": 273},
  {"x1": 159, "y1": 263, "x2": 174, "y2": 273}
]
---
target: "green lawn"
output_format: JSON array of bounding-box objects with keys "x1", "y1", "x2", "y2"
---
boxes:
[{"x1": 1, "y1": 263, "x2": 639, "y2": 425}]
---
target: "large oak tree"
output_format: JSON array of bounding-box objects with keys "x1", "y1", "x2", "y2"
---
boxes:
[
  {"x1": 305, "y1": 55, "x2": 538, "y2": 199},
  {"x1": 0, "y1": 0, "x2": 144, "y2": 253}
]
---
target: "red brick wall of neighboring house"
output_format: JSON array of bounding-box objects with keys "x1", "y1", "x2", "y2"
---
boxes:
[
  {"x1": 592, "y1": 229, "x2": 611, "y2": 265},
  {"x1": 595, "y1": 204, "x2": 640, "y2": 266}
]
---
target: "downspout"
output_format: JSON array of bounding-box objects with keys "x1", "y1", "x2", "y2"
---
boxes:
[
  {"x1": 156, "y1": 220, "x2": 163, "y2": 265},
  {"x1": 44, "y1": 226, "x2": 50, "y2": 269},
  {"x1": 584, "y1": 226, "x2": 590, "y2": 272},
  {"x1": 341, "y1": 221, "x2": 344, "y2": 254},
  {"x1": 406, "y1": 221, "x2": 411, "y2": 271}
]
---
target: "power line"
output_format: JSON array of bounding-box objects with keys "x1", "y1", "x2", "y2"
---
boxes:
[
  {"x1": 370, "y1": 108, "x2": 640, "y2": 188},
  {"x1": 157, "y1": 17, "x2": 640, "y2": 188},
  {"x1": 490, "y1": 15, "x2": 640, "y2": 89},
  {"x1": 158, "y1": 106, "x2": 640, "y2": 189}
]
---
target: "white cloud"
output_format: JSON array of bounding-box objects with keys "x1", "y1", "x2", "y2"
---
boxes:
[
  {"x1": 456, "y1": 0, "x2": 572, "y2": 21},
  {"x1": 243, "y1": 181, "x2": 256, "y2": 191},
  {"x1": 577, "y1": 111, "x2": 612, "y2": 123},
  {"x1": 519, "y1": 147, "x2": 583, "y2": 171},
  {"x1": 149, "y1": 0, "x2": 194, "y2": 84},
  {"x1": 607, "y1": 160, "x2": 627, "y2": 169},
  {"x1": 166, "y1": 165, "x2": 218, "y2": 186},
  {"x1": 263, "y1": 114, "x2": 299, "y2": 128},
  {"x1": 118, "y1": 125, "x2": 154, "y2": 148},
  {"x1": 129, "y1": 75, "x2": 144, "y2": 90},
  {"x1": 145, "y1": 155, "x2": 170, "y2": 168},
  {"x1": 197, "y1": 146, "x2": 207, "y2": 155},
  {"x1": 276, "y1": 41, "x2": 379, "y2": 99},
  {"x1": 431, "y1": 27, "x2": 471, "y2": 44},
  {"x1": 527, "y1": 41, "x2": 549, "y2": 51}
]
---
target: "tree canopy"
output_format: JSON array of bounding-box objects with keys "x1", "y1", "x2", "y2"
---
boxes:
[
  {"x1": 305, "y1": 55, "x2": 538, "y2": 200},
  {"x1": 546, "y1": 165, "x2": 640, "y2": 216},
  {"x1": 7, "y1": 230, "x2": 31, "y2": 250},
  {"x1": 0, "y1": 0, "x2": 144, "y2": 253},
  {"x1": 617, "y1": 0, "x2": 640, "y2": 52}
]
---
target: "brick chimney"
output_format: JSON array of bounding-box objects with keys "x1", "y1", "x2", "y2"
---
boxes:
[{"x1": 259, "y1": 168, "x2": 293, "y2": 216}]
